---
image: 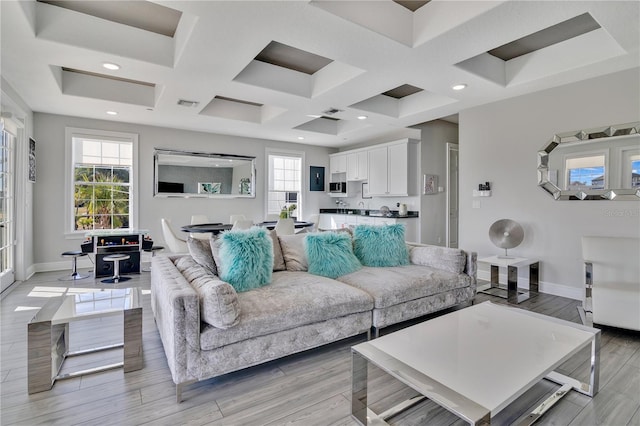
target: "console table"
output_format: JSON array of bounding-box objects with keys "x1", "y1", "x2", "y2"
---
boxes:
[
  {"x1": 478, "y1": 255, "x2": 539, "y2": 303},
  {"x1": 82, "y1": 229, "x2": 150, "y2": 278}
]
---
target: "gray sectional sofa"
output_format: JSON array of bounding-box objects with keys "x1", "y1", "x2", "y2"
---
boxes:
[{"x1": 150, "y1": 235, "x2": 477, "y2": 402}]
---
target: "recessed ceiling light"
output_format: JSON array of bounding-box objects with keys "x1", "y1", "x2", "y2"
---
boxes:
[
  {"x1": 357, "y1": 115, "x2": 368, "y2": 120},
  {"x1": 106, "y1": 111, "x2": 118, "y2": 115},
  {"x1": 452, "y1": 84, "x2": 467, "y2": 91},
  {"x1": 297, "y1": 136, "x2": 305, "y2": 140},
  {"x1": 102, "y1": 62, "x2": 120, "y2": 70}
]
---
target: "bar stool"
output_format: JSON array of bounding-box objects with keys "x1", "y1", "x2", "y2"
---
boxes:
[
  {"x1": 141, "y1": 246, "x2": 164, "y2": 272},
  {"x1": 101, "y1": 254, "x2": 131, "y2": 284},
  {"x1": 58, "y1": 251, "x2": 89, "y2": 281}
]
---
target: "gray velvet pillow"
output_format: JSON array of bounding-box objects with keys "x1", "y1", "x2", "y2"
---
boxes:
[
  {"x1": 410, "y1": 245, "x2": 467, "y2": 274},
  {"x1": 278, "y1": 233, "x2": 308, "y2": 271},
  {"x1": 187, "y1": 236, "x2": 217, "y2": 276},
  {"x1": 269, "y1": 229, "x2": 286, "y2": 271},
  {"x1": 190, "y1": 275, "x2": 240, "y2": 329}
]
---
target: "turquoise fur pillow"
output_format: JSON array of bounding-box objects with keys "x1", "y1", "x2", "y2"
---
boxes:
[
  {"x1": 305, "y1": 232, "x2": 362, "y2": 278},
  {"x1": 353, "y1": 224, "x2": 409, "y2": 267},
  {"x1": 218, "y1": 227, "x2": 273, "y2": 292}
]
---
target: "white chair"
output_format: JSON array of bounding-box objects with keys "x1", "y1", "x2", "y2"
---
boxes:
[
  {"x1": 161, "y1": 218, "x2": 188, "y2": 253},
  {"x1": 232, "y1": 220, "x2": 254, "y2": 230},
  {"x1": 274, "y1": 218, "x2": 295, "y2": 236},
  {"x1": 580, "y1": 236, "x2": 640, "y2": 331},
  {"x1": 190, "y1": 215, "x2": 212, "y2": 240},
  {"x1": 229, "y1": 214, "x2": 246, "y2": 225},
  {"x1": 265, "y1": 213, "x2": 280, "y2": 222},
  {"x1": 306, "y1": 214, "x2": 319, "y2": 232}
]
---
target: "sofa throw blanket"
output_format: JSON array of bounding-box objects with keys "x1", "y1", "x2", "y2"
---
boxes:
[{"x1": 218, "y1": 227, "x2": 273, "y2": 292}]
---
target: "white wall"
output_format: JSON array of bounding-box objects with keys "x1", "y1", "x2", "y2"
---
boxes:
[
  {"x1": 33, "y1": 113, "x2": 333, "y2": 269},
  {"x1": 1, "y1": 77, "x2": 34, "y2": 282},
  {"x1": 413, "y1": 120, "x2": 458, "y2": 245},
  {"x1": 459, "y1": 68, "x2": 640, "y2": 299}
]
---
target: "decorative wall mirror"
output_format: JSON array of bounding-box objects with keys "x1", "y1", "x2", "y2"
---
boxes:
[
  {"x1": 154, "y1": 149, "x2": 256, "y2": 198},
  {"x1": 538, "y1": 122, "x2": 640, "y2": 200}
]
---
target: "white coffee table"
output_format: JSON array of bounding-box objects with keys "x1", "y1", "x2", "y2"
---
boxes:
[
  {"x1": 351, "y1": 301, "x2": 600, "y2": 425},
  {"x1": 27, "y1": 288, "x2": 142, "y2": 394}
]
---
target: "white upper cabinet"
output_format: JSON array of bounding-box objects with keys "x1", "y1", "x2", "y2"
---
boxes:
[
  {"x1": 329, "y1": 153, "x2": 347, "y2": 175},
  {"x1": 367, "y1": 140, "x2": 417, "y2": 196},
  {"x1": 346, "y1": 151, "x2": 368, "y2": 181}
]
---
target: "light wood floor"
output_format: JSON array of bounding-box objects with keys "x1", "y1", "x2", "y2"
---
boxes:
[{"x1": 1, "y1": 269, "x2": 639, "y2": 425}]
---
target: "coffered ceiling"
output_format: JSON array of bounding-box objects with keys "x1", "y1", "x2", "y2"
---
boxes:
[{"x1": 1, "y1": 1, "x2": 638, "y2": 147}]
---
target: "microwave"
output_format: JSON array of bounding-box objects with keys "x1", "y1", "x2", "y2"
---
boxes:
[{"x1": 329, "y1": 182, "x2": 347, "y2": 193}]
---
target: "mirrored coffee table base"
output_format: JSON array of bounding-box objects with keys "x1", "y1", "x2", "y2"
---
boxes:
[{"x1": 27, "y1": 288, "x2": 142, "y2": 394}]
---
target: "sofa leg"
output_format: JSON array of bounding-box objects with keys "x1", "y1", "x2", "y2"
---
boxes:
[
  {"x1": 370, "y1": 327, "x2": 380, "y2": 339},
  {"x1": 176, "y1": 380, "x2": 196, "y2": 403}
]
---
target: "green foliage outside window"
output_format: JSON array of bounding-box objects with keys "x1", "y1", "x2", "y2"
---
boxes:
[{"x1": 74, "y1": 165, "x2": 131, "y2": 230}]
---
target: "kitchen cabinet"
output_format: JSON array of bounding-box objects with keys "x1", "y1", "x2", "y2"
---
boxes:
[
  {"x1": 346, "y1": 151, "x2": 368, "y2": 181},
  {"x1": 367, "y1": 140, "x2": 417, "y2": 196},
  {"x1": 329, "y1": 153, "x2": 347, "y2": 175}
]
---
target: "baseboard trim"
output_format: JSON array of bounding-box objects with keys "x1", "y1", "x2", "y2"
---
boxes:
[
  {"x1": 477, "y1": 271, "x2": 581, "y2": 301},
  {"x1": 33, "y1": 258, "x2": 94, "y2": 273}
]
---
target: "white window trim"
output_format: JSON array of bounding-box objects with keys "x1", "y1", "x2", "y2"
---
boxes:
[
  {"x1": 562, "y1": 148, "x2": 608, "y2": 191},
  {"x1": 64, "y1": 127, "x2": 139, "y2": 238},
  {"x1": 620, "y1": 146, "x2": 640, "y2": 189},
  {"x1": 265, "y1": 147, "x2": 305, "y2": 220}
]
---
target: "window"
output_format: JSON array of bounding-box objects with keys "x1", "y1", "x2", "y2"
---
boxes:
[
  {"x1": 66, "y1": 128, "x2": 138, "y2": 233},
  {"x1": 565, "y1": 154, "x2": 606, "y2": 190},
  {"x1": 622, "y1": 149, "x2": 640, "y2": 189},
  {"x1": 267, "y1": 151, "x2": 303, "y2": 219}
]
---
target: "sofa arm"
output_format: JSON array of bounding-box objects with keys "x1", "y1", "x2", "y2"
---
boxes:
[
  {"x1": 409, "y1": 244, "x2": 467, "y2": 273},
  {"x1": 465, "y1": 251, "x2": 478, "y2": 288},
  {"x1": 151, "y1": 255, "x2": 200, "y2": 383}
]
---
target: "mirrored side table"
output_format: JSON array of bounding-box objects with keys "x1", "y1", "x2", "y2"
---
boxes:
[
  {"x1": 477, "y1": 256, "x2": 539, "y2": 304},
  {"x1": 27, "y1": 287, "x2": 142, "y2": 394}
]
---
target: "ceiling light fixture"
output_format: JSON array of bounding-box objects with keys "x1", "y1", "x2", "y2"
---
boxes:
[
  {"x1": 452, "y1": 84, "x2": 467, "y2": 91},
  {"x1": 102, "y1": 62, "x2": 120, "y2": 70},
  {"x1": 106, "y1": 110, "x2": 118, "y2": 115},
  {"x1": 297, "y1": 136, "x2": 305, "y2": 140},
  {"x1": 357, "y1": 115, "x2": 368, "y2": 120}
]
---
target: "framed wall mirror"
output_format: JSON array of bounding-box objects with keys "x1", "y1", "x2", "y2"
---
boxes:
[
  {"x1": 154, "y1": 149, "x2": 256, "y2": 198},
  {"x1": 538, "y1": 122, "x2": 640, "y2": 200}
]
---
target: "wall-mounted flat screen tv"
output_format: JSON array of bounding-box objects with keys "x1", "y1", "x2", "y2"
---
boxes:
[{"x1": 158, "y1": 181, "x2": 184, "y2": 193}]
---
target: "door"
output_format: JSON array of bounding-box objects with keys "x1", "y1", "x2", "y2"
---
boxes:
[
  {"x1": 0, "y1": 121, "x2": 16, "y2": 292},
  {"x1": 446, "y1": 143, "x2": 459, "y2": 248}
]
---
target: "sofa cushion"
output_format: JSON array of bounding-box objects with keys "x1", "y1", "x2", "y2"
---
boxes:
[
  {"x1": 217, "y1": 228, "x2": 273, "y2": 292},
  {"x1": 305, "y1": 232, "x2": 361, "y2": 279},
  {"x1": 278, "y1": 234, "x2": 308, "y2": 271},
  {"x1": 173, "y1": 256, "x2": 240, "y2": 328},
  {"x1": 410, "y1": 245, "x2": 467, "y2": 274},
  {"x1": 187, "y1": 236, "x2": 217, "y2": 275},
  {"x1": 353, "y1": 224, "x2": 409, "y2": 267},
  {"x1": 199, "y1": 271, "x2": 374, "y2": 350},
  {"x1": 190, "y1": 275, "x2": 240, "y2": 329},
  {"x1": 269, "y1": 229, "x2": 286, "y2": 271},
  {"x1": 336, "y1": 265, "x2": 472, "y2": 309}
]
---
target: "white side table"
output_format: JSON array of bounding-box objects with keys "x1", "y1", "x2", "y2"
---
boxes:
[{"x1": 478, "y1": 256, "x2": 539, "y2": 303}]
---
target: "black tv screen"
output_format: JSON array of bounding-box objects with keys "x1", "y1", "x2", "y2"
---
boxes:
[{"x1": 158, "y1": 181, "x2": 184, "y2": 193}]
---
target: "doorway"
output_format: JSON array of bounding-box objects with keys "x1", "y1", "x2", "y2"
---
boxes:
[
  {"x1": 446, "y1": 143, "x2": 459, "y2": 248},
  {"x1": 0, "y1": 120, "x2": 16, "y2": 292}
]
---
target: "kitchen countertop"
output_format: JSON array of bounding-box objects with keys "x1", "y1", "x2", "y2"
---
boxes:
[{"x1": 319, "y1": 208, "x2": 419, "y2": 218}]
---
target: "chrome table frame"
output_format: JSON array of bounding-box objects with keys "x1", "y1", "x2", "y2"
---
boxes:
[
  {"x1": 351, "y1": 303, "x2": 600, "y2": 425},
  {"x1": 27, "y1": 288, "x2": 143, "y2": 394},
  {"x1": 478, "y1": 256, "x2": 539, "y2": 304}
]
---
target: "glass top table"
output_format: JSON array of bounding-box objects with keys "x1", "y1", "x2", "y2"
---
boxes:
[
  {"x1": 28, "y1": 288, "x2": 143, "y2": 394},
  {"x1": 351, "y1": 301, "x2": 600, "y2": 425}
]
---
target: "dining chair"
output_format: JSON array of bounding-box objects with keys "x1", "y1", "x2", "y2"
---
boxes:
[
  {"x1": 190, "y1": 215, "x2": 212, "y2": 240},
  {"x1": 161, "y1": 218, "x2": 188, "y2": 253},
  {"x1": 232, "y1": 220, "x2": 254, "y2": 230},
  {"x1": 229, "y1": 214, "x2": 247, "y2": 225},
  {"x1": 275, "y1": 218, "x2": 295, "y2": 236},
  {"x1": 306, "y1": 214, "x2": 319, "y2": 232}
]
